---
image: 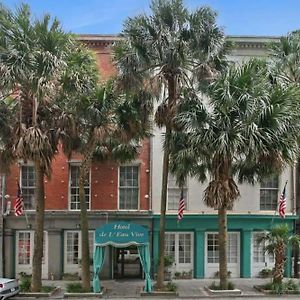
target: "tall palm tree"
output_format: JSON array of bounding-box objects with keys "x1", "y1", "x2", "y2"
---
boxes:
[
  {"x1": 64, "y1": 81, "x2": 152, "y2": 289},
  {"x1": 0, "y1": 4, "x2": 98, "y2": 291},
  {"x1": 258, "y1": 224, "x2": 300, "y2": 284},
  {"x1": 170, "y1": 60, "x2": 300, "y2": 289},
  {"x1": 113, "y1": 0, "x2": 229, "y2": 288},
  {"x1": 270, "y1": 30, "x2": 300, "y2": 277}
]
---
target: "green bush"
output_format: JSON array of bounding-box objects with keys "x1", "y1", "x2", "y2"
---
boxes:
[
  {"x1": 166, "y1": 281, "x2": 177, "y2": 292},
  {"x1": 41, "y1": 286, "x2": 55, "y2": 293},
  {"x1": 66, "y1": 283, "x2": 91, "y2": 293},
  {"x1": 259, "y1": 268, "x2": 273, "y2": 278},
  {"x1": 262, "y1": 280, "x2": 299, "y2": 294},
  {"x1": 19, "y1": 276, "x2": 31, "y2": 292},
  {"x1": 209, "y1": 281, "x2": 235, "y2": 290}
]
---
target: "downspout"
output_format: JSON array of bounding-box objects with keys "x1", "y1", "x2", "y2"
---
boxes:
[
  {"x1": 1, "y1": 174, "x2": 6, "y2": 277},
  {"x1": 149, "y1": 136, "x2": 154, "y2": 278}
]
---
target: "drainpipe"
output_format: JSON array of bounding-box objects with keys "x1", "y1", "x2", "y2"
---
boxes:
[{"x1": 1, "y1": 175, "x2": 5, "y2": 277}]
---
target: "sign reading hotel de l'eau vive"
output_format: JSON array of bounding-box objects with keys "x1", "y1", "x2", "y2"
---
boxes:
[{"x1": 95, "y1": 221, "x2": 149, "y2": 246}]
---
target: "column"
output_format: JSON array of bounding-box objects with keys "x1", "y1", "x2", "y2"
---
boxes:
[
  {"x1": 194, "y1": 230, "x2": 205, "y2": 278},
  {"x1": 241, "y1": 229, "x2": 251, "y2": 278},
  {"x1": 4, "y1": 228, "x2": 15, "y2": 278}
]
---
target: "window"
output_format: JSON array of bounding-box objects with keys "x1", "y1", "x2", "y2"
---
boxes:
[
  {"x1": 165, "y1": 232, "x2": 194, "y2": 272},
  {"x1": 69, "y1": 164, "x2": 90, "y2": 210},
  {"x1": 17, "y1": 232, "x2": 31, "y2": 265},
  {"x1": 207, "y1": 233, "x2": 238, "y2": 263},
  {"x1": 260, "y1": 175, "x2": 278, "y2": 210},
  {"x1": 119, "y1": 166, "x2": 139, "y2": 210},
  {"x1": 253, "y1": 233, "x2": 274, "y2": 263},
  {"x1": 207, "y1": 234, "x2": 219, "y2": 263},
  {"x1": 21, "y1": 165, "x2": 35, "y2": 210},
  {"x1": 167, "y1": 174, "x2": 187, "y2": 210},
  {"x1": 178, "y1": 233, "x2": 191, "y2": 264},
  {"x1": 65, "y1": 231, "x2": 94, "y2": 269}
]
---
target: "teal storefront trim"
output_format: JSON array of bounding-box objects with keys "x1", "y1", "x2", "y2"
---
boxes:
[
  {"x1": 93, "y1": 222, "x2": 152, "y2": 293},
  {"x1": 153, "y1": 214, "x2": 297, "y2": 278}
]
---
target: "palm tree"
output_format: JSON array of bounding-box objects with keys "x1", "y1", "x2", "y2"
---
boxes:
[
  {"x1": 64, "y1": 81, "x2": 152, "y2": 289},
  {"x1": 113, "y1": 0, "x2": 229, "y2": 288},
  {"x1": 270, "y1": 30, "x2": 300, "y2": 277},
  {"x1": 0, "y1": 4, "x2": 98, "y2": 291},
  {"x1": 170, "y1": 60, "x2": 300, "y2": 289},
  {"x1": 258, "y1": 224, "x2": 300, "y2": 284}
]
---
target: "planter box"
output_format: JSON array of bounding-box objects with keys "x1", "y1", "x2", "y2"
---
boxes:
[{"x1": 204, "y1": 286, "x2": 242, "y2": 296}]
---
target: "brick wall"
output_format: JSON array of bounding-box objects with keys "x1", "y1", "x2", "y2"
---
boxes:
[{"x1": 6, "y1": 36, "x2": 150, "y2": 212}]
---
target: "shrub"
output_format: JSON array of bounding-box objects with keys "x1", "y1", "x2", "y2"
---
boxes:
[
  {"x1": 262, "y1": 280, "x2": 299, "y2": 294},
  {"x1": 19, "y1": 276, "x2": 31, "y2": 292},
  {"x1": 41, "y1": 286, "x2": 55, "y2": 293},
  {"x1": 66, "y1": 283, "x2": 91, "y2": 293},
  {"x1": 259, "y1": 268, "x2": 273, "y2": 278},
  {"x1": 209, "y1": 281, "x2": 235, "y2": 290},
  {"x1": 166, "y1": 281, "x2": 177, "y2": 292}
]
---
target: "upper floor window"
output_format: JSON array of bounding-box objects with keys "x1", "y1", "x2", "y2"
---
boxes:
[
  {"x1": 69, "y1": 164, "x2": 90, "y2": 210},
  {"x1": 167, "y1": 174, "x2": 187, "y2": 210},
  {"x1": 260, "y1": 175, "x2": 278, "y2": 210},
  {"x1": 21, "y1": 165, "x2": 35, "y2": 210},
  {"x1": 119, "y1": 165, "x2": 139, "y2": 210}
]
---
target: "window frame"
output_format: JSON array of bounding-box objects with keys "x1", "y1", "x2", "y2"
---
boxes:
[
  {"x1": 64, "y1": 230, "x2": 95, "y2": 272},
  {"x1": 68, "y1": 162, "x2": 91, "y2": 211},
  {"x1": 20, "y1": 163, "x2": 35, "y2": 211},
  {"x1": 118, "y1": 164, "x2": 140, "y2": 211},
  {"x1": 167, "y1": 173, "x2": 188, "y2": 211},
  {"x1": 260, "y1": 175, "x2": 279, "y2": 211}
]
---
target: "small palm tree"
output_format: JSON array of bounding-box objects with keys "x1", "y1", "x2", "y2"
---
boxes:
[
  {"x1": 258, "y1": 224, "x2": 300, "y2": 284},
  {"x1": 113, "y1": 0, "x2": 229, "y2": 288},
  {"x1": 170, "y1": 59, "x2": 300, "y2": 289}
]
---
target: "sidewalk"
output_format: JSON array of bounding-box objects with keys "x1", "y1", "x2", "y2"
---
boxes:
[{"x1": 38, "y1": 278, "x2": 300, "y2": 298}]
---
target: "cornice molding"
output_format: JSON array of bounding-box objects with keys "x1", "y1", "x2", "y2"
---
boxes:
[{"x1": 77, "y1": 34, "x2": 281, "y2": 50}]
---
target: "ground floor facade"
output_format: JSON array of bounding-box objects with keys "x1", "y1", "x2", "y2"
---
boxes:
[
  {"x1": 153, "y1": 215, "x2": 296, "y2": 279},
  {"x1": 1, "y1": 212, "x2": 152, "y2": 280},
  {"x1": 1, "y1": 213, "x2": 297, "y2": 280}
]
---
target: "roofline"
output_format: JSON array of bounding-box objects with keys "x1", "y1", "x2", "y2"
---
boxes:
[{"x1": 77, "y1": 34, "x2": 281, "y2": 48}]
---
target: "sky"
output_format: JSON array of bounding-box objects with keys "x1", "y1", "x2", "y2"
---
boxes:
[{"x1": 2, "y1": 0, "x2": 300, "y2": 37}]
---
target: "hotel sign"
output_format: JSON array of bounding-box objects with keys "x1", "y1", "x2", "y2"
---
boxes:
[{"x1": 95, "y1": 222, "x2": 149, "y2": 246}]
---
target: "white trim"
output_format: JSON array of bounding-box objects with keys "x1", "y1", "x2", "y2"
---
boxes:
[
  {"x1": 68, "y1": 163, "x2": 91, "y2": 211},
  {"x1": 117, "y1": 165, "x2": 140, "y2": 211},
  {"x1": 204, "y1": 231, "x2": 240, "y2": 278}
]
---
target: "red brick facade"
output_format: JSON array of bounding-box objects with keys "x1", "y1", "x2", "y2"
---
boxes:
[{"x1": 6, "y1": 35, "x2": 150, "y2": 212}]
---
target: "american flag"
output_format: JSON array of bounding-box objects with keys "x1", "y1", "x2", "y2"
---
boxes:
[
  {"x1": 278, "y1": 182, "x2": 287, "y2": 219},
  {"x1": 14, "y1": 182, "x2": 23, "y2": 217},
  {"x1": 177, "y1": 189, "x2": 185, "y2": 222}
]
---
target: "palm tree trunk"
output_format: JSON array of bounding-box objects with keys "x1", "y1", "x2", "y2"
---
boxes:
[
  {"x1": 156, "y1": 126, "x2": 171, "y2": 289},
  {"x1": 79, "y1": 139, "x2": 96, "y2": 290},
  {"x1": 273, "y1": 241, "x2": 285, "y2": 284},
  {"x1": 31, "y1": 161, "x2": 45, "y2": 292},
  {"x1": 218, "y1": 206, "x2": 228, "y2": 290}
]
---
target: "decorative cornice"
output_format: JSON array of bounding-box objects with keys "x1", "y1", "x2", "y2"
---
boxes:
[{"x1": 77, "y1": 34, "x2": 281, "y2": 50}]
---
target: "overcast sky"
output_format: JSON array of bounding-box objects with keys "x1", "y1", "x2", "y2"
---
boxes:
[{"x1": 2, "y1": 0, "x2": 300, "y2": 36}]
